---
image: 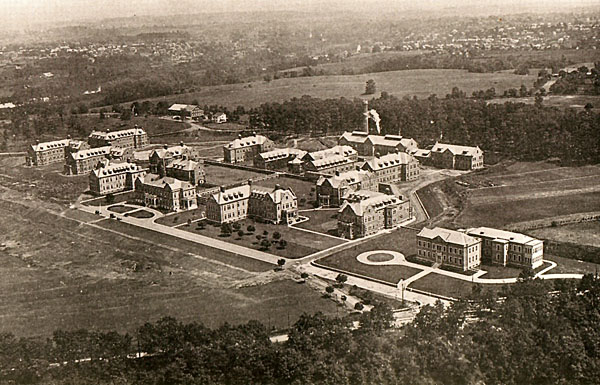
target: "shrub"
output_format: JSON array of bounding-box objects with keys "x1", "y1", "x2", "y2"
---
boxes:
[{"x1": 354, "y1": 302, "x2": 364, "y2": 311}]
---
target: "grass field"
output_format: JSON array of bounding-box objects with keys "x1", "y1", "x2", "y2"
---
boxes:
[
  {"x1": 182, "y1": 218, "x2": 344, "y2": 259},
  {"x1": 203, "y1": 164, "x2": 271, "y2": 186},
  {"x1": 295, "y1": 209, "x2": 339, "y2": 235},
  {"x1": 134, "y1": 68, "x2": 538, "y2": 110},
  {"x1": 530, "y1": 221, "x2": 600, "y2": 248},
  {"x1": 408, "y1": 273, "x2": 505, "y2": 299},
  {"x1": 0, "y1": 198, "x2": 339, "y2": 337},
  {"x1": 107, "y1": 204, "x2": 138, "y2": 214},
  {"x1": 545, "y1": 254, "x2": 600, "y2": 275},
  {"x1": 155, "y1": 207, "x2": 206, "y2": 226},
  {"x1": 416, "y1": 185, "x2": 445, "y2": 219}
]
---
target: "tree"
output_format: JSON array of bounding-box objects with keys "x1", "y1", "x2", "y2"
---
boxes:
[
  {"x1": 237, "y1": 230, "x2": 244, "y2": 238},
  {"x1": 247, "y1": 225, "x2": 255, "y2": 233},
  {"x1": 261, "y1": 239, "x2": 272, "y2": 250},
  {"x1": 272, "y1": 231, "x2": 281, "y2": 240},
  {"x1": 325, "y1": 286, "x2": 334, "y2": 294},
  {"x1": 278, "y1": 239, "x2": 287, "y2": 249},
  {"x1": 105, "y1": 193, "x2": 115, "y2": 204},
  {"x1": 277, "y1": 258, "x2": 286, "y2": 267},
  {"x1": 187, "y1": 219, "x2": 192, "y2": 227},
  {"x1": 300, "y1": 272, "x2": 309, "y2": 279},
  {"x1": 221, "y1": 223, "x2": 232, "y2": 236},
  {"x1": 354, "y1": 302, "x2": 364, "y2": 310},
  {"x1": 336, "y1": 274, "x2": 348, "y2": 286},
  {"x1": 233, "y1": 222, "x2": 241, "y2": 231},
  {"x1": 365, "y1": 79, "x2": 376, "y2": 95},
  {"x1": 263, "y1": 230, "x2": 269, "y2": 236},
  {"x1": 120, "y1": 109, "x2": 132, "y2": 120}
]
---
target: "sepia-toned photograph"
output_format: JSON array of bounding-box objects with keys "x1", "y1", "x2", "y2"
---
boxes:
[{"x1": 0, "y1": 0, "x2": 599, "y2": 383}]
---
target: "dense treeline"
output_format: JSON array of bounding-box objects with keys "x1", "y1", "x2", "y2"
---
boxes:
[
  {"x1": 249, "y1": 93, "x2": 600, "y2": 164},
  {"x1": 549, "y1": 64, "x2": 600, "y2": 96},
  {"x1": 0, "y1": 276, "x2": 599, "y2": 384}
]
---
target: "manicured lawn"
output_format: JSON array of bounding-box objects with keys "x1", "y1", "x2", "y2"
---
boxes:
[
  {"x1": 530, "y1": 221, "x2": 600, "y2": 248},
  {"x1": 203, "y1": 164, "x2": 271, "y2": 186},
  {"x1": 125, "y1": 209, "x2": 155, "y2": 219},
  {"x1": 184, "y1": 219, "x2": 344, "y2": 259},
  {"x1": 545, "y1": 254, "x2": 600, "y2": 275},
  {"x1": 478, "y1": 264, "x2": 523, "y2": 279},
  {"x1": 409, "y1": 273, "x2": 504, "y2": 299},
  {"x1": 294, "y1": 209, "x2": 339, "y2": 236},
  {"x1": 155, "y1": 207, "x2": 206, "y2": 226},
  {"x1": 97, "y1": 219, "x2": 274, "y2": 272},
  {"x1": 108, "y1": 205, "x2": 138, "y2": 214},
  {"x1": 456, "y1": 192, "x2": 600, "y2": 228},
  {"x1": 82, "y1": 191, "x2": 137, "y2": 207}
]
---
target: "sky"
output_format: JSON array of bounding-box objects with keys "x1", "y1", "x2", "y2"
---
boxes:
[{"x1": 0, "y1": 0, "x2": 598, "y2": 30}]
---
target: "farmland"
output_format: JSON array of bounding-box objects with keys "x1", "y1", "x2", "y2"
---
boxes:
[
  {"x1": 0, "y1": 197, "x2": 338, "y2": 338},
  {"x1": 530, "y1": 221, "x2": 600, "y2": 248},
  {"x1": 136, "y1": 68, "x2": 538, "y2": 110}
]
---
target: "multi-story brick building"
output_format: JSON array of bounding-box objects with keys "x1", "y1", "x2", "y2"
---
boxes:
[
  {"x1": 26, "y1": 138, "x2": 89, "y2": 166},
  {"x1": 205, "y1": 184, "x2": 252, "y2": 223},
  {"x1": 149, "y1": 144, "x2": 192, "y2": 175},
  {"x1": 416, "y1": 227, "x2": 482, "y2": 271},
  {"x1": 253, "y1": 148, "x2": 306, "y2": 170},
  {"x1": 303, "y1": 155, "x2": 357, "y2": 180},
  {"x1": 88, "y1": 126, "x2": 148, "y2": 149},
  {"x1": 248, "y1": 185, "x2": 298, "y2": 224},
  {"x1": 466, "y1": 227, "x2": 544, "y2": 269},
  {"x1": 337, "y1": 190, "x2": 409, "y2": 239},
  {"x1": 88, "y1": 162, "x2": 146, "y2": 195},
  {"x1": 223, "y1": 134, "x2": 274, "y2": 164},
  {"x1": 134, "y1": 174, "x2": 197, "y2": 212},
  {"x1": 165, "y1": 158, "x2": 205, "y2": 186},
  {"x1": 361, "y1": 152, "x2": 420, "y2": 183},
  {"x1": 429, "y1": 142, "x2": 484, "y2": 170},
  {"x1": 168, "y1": 104, "x2": 204, "y2": 120},
  {"x1": 339, "y1": 131, "x2": 418, "y2": 157},
  {"x1": 65, "y1": 146, "x2": 112, "y2": 175},
  {"x1": 316, "y1": 169, "x2": 375, "y2": 207}
]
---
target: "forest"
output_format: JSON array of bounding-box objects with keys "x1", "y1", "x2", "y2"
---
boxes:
[
  {"x1": 0, "y1": 275, "x2": 598, "y2": 384},
  {"x1": 248, "y1": 93, "x2": 600, "y2": 164}
]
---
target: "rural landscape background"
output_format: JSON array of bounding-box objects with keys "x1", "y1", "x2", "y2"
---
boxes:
[{"x1": 0, "y1": 0, "x2": 599, "y2": 384}]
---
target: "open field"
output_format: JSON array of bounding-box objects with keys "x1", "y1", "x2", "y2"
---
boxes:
[
  {"x1": 295, "y1": 209, "x2": 339, "y2": 235},
  {"x1": 0, "y1": 197, "x2": 338, "y2": 337},
  {"x1": 133, "y1": 68, "x2": 538, "y2": 110},
  {"x1": 488, "y1": 95, "x2": 600, "y2": 111},
  {"x1": 203, "y1": 164, "x2": 271, "y2": 186},
  {"x1": 155, "y1": 207, "x2": 206, "y2": 226},
  {"x1": 530, "y1": 221, "x2": 600, "y2": 248},
  {"x1": 181, "y1": 218, "x2": 345, "y2": 259},
  {"x1": 545, "y1": 254, "x2": 600, "y2": 275},
  {"x1": 408, "y1": 273, "x2": 504, "y2": 299}
]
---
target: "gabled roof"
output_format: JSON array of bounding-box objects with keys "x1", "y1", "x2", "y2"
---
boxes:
[
  {"x1": 417, "y1": 227, "x2": 480, "y2": 246},
  {"x1": 225, "y1": 134, "x2": 270, "y2": 150},
  {"x1": 250, "y1": 186, "x2": 296, "y2": 204},
  {"x1": 210, "y1": 184, "x2": 251, "y2": 205},
  {"x1": 466, "y1": 227, "x2": 542, "y2": 246},
  {"x1": 431, "y1": 142, "x2": 482, "y2": 157},
  {"x1": 150, "y1": 145, "x2": 188, "y2": 159},
  {"x1": 72, "y1": 146, "x2": 112, "y2": 160},
  {"x1": 138, "y1": 173, "x2": 193, "y2": 191},
  {"x1": 258, "y1": 147, "x2": 306, "y2": 161},
  {"x1": 89, "y1": 127, "x2": 146, "y2": 141},
  {"x1": 316, "y1": 169, "x2": 370, "y2": 188},
  {"x1": 305, "y1": 145, "x2": 356, "y2": 161},
  {"x1": 339, "y1": 131, "x2": 369, "y2": 144},
  {"x1": 363, "y1": 152, "x2": 416, "y2": 171},
  {"x1": 168, "y1": 104, "x2": 199, "y2": 112},
  {"x1": 91, "y1": 162, "x2": 143, "y2": 178},
  {"x1": 340, "y1": 131, "x2": 418, "y2": 151},
  {"x1": 339, "y1": 190, "x2": 400, "y2": 216},
  {"x1": 308, "y1": 154, "x2": 354, "y2": 170},
  {"x1": 31, "y1": 138, "x2": 71, "y2": 152},
  {"x1": 167, "y1": 158, "x2": 198, "y2": 171},
  {"x1": 409, "y1": 148, "x2": 431, "y2": 158}
]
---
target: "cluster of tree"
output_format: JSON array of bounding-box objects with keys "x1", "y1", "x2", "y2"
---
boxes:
[
  {"x1": 549, "y1": 64, "x2": 600, "y2": 95},
  {"x1": 1, "y1": 276, "x2": 599, "y2": 384},
  {"x1": 249, "y1": 93, "x2": 600, "y2": 164}
]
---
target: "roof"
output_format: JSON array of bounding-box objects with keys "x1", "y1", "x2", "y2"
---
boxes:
[
  {"x1": 250, "y1": 186, "x2": 296, "y2": 204},
  {"x1": 89, "y1": 127, "x2": 146, "y2": 141},
  {"x1": 138, "y1": 173, "x2": 193, "y2": 191},
  {"x1": 91, "y1": 162, "x2": 143, "y2": 178},
  {"x1": 258, "y1": 148, "x2": 306, "y2": 161},
  {"x1": 306, "y1": 145, "x2": 356, "y2": 161},
  {"x1": 363, "y1": 152, "x2": 416, "y2": 171},
  {"x1": 167, "y1": 158, "x2": 198, "y2": 171},
  {"x1": 431, "y1": 142, "x2": 482, "y2": 157},
  {"x1": 210, "y1": 184, "x2": 251, "y2": 205},
  {"x1": 417, "y1": 227, "x2": 480, "y2": 246},
  {"x1": 72, "y1": 146, "x2": 112, "y2": 160},
  {"x1": 409, "y1": 149, "x2": 432, "y2": 158},
  {"x1": 339, "y1": 190, "x2": 400, "y2": 216},
  {"x1": 168, "y1": 104, "x2": 199, "y2": 112},
  {"x1": 225, "y1": 134, "x2": 270, "y2": 150},
  {"x1": 308, "y1": 154, "x2": 354, "y2": 170},
  {"x1": 31, "y1": 138, "x2": 71, "y2": 152},
  {"x1": 466, "y1": 227, "x2": 542, "y2": 246},
  {"x1": 151, "y1": 145, "x2": 188, "y2": 159},
  {"x1": 340, "y1": 132, "x2": 418, "y2": 151},
  {"x1": 316, "y1": 169, "x2": 369, "y2": 188}
]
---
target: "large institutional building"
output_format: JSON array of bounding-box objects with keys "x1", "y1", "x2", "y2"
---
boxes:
[
  {"x1": 88, "y1": 127, "x2": 148, "y2": 149},
  {"x1": 223, "y1": 134, "x2": 274, "y2": 164},
  {"x1": 417, "y1": 227, "x2": 482, "y2": 271},
  {"x1": 466, "y1": 227, "x2": 544, "y2": 269},
  {"x1": 428, "y1": 142, "x2": 484, "y2": 170},
  {"x1": 65, "y1": 146, "x2": 112, "y2": 175},
  {"x1": 253, "y1": 148, "x2": 306, "y2": 170},
  {"x1": 26, "y1": 138, "x2": 89, "y2": 167},
  {"x1": 88, "y1": 162, "x2": 146, "y2": 195},
  {"x1": 337, "y1": 189, "x2": 410, "y2": 239},
  {"x1": 361, "y1": 152, "x2": 420, "y2": 183},
  {"x1": 134, "y1": 174, "x2": 198, "y2": 212},
  {"x1": 339, "y1": 131, "x2": 418, "y2": 157},
  {"x1": 206, "y1": 184, "x2": 298, "y2": 224},
  {"x1": 149, "y1": 144, "x2": 205, "y2": 185},
  {"x1": 316, "y1": 169, "x2": 375, "y2": 207}
]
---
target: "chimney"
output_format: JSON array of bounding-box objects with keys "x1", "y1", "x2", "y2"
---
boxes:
[
  {"x1": 180, "y1": 141, "x2": 184, "y2": 147},
  {"x1": 252, "y1": 131, "x2": 257, "y2": 136},
  {"x1": 375, "y1": 152, "x2": 381, "y2": 158},
  {"x1": 106, "y1": 128, "x2": 110, "y2": 133},
  {"x1": 363, "y1": 100, "x2": 369, "y2": 133},
  {"x1": 335, "y1": 170, "x2": 340, "y2": 176},
  {"x1": 35, "y1": 139, "x2": 40, "y2": 144},
  {"x1": 163, "y1": 144, "x2": 168, "y2": 149},
  {"x1": 238, "y1": 134, "x2": 242, "y2": 139},
  {"x1": 274, "y1": 183, "x2": 282, "y2": 191},
  {"x1": 247, "y1": 179, "x2": 252, "y2": 186},
  {"x1": 66, "y1": 134, "x2": 71, "y2": 139},
  {"x1": 355, "y1": 165, "x2": 361, "y2": 171},
  {"x1": 220, "y1": 185, "x2": 225, "y2": 192}
]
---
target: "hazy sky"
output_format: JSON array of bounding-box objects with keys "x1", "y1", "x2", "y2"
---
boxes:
[{"x1": 1, "y1": 0, "x2": 598, "y2": 30}]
